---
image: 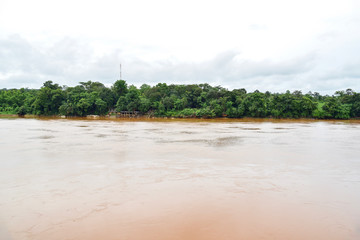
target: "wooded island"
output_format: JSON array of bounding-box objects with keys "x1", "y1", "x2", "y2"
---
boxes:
[{"x1": 1, "y1": 80, "x2": 359, "y2": 119}]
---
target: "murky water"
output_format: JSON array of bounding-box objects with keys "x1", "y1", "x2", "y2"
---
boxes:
[{"x1": 1, "y1": 117, "x2": 360, "y2": 240}]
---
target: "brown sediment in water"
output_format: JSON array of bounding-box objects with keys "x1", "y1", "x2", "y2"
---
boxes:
[
  {"x1": 2, "y1": 113, "x2": 360, "y2": 124},
  {"x1": 9, "y1": 181, "x2": 352, "y2": 240},
  {"x1": 0, "y1": 118, "x2": 359, "y2": 240}
]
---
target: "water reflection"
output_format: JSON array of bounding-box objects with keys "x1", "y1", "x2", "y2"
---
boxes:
[{"x1": 0, "y1": 118, "x2": 360, "y2": 240}]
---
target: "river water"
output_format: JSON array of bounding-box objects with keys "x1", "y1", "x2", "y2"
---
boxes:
[{"x1": 0, "y1": 117, "x2": 360, "y2": 240}]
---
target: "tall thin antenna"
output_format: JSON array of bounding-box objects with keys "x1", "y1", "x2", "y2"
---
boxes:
[{"x1": 120, "y1": 63, "x2": 122, "y2": 80}]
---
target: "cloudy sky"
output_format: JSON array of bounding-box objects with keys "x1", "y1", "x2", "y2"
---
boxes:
[{"x1": 0, "y1": 0, "x2": 359, "y2": 94}]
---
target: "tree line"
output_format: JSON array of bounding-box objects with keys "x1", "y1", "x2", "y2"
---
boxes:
[{"x1": 1, "y1": 80, "x2": 359, "y2": 119}]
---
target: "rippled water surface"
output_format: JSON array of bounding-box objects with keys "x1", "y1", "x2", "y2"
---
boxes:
[{"x1": 1, "y1": 118, "x2": 360, "y2": 240}]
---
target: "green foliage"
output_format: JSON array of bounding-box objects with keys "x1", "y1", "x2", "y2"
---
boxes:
[
  {"x1": 139, "y1": 96, "x2": 151, "y2": 113},
  {"x1": 0, "y1": 88, "x2": 37, "y2": 114},
  {"x1": 312, "y1": 102, "x2": 326, "y2": 119},
  {"x1": 178, "y1": 108, "x2": 196, "y2": 118},
  {"x1": 32, "y1": 81, "x2": 64, "y2": 115},
  {"x1": 321, "y1": 97, "x2": 351, "y2": 119},
  {"x1": 115, "y1": 85, "x2": 140, "y2": 112},
  {"x1": 16, "y1": 106, "x2": 26, "y2": 116},
  {"x1": 269, "y1": 91, "x2": 316, "y2": 118},
  {"x1": 196, "y1": 107, "x2": 215, "y2": 118},
  {"x1": 243, "y1": 91, "x2": 268, "y2": 117},
  {"x1": 116, "y1": 96, "x2": 127, "y2": 112},
  {"x1": 112, "y1": 80, "x2": 128, "y2": 99},
  {"x1": 1, "y1": 81, "x2": 359, "y2": 119}
]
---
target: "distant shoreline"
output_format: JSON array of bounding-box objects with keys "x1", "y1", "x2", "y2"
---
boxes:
[
  {"x1": 1, "y1": 114, "x2": 360, "y2": 123},
  {"x1": 2, "y1": 81, "x2": 359, "y2": 120}
]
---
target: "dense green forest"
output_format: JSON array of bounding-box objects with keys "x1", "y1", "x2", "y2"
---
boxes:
[{"x1": 1, "y1": 80, "x2": 360, "y2": 119}]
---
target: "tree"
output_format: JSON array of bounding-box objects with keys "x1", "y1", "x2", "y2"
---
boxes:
[
  {"x1": 322, "y1": 97, "x2": 350, "y2": 119},
  {"x1": 1, "y1": 80, "x2": 358, "y2": 119},
  {"x1": 95, "y1": 98, "x2": 108, "y2": 115},
  {"x1": 139, "y1": 96, "x2": 151, "y2": 113},
  {"x1": 112, "y1": 80, "x2": 128, "y2": 99},
  {"x1": 33, "y1": 81, "x2": 64, "y2": 115},
  {"x1": 125, "y1": 85, "x2": 140, "y2": 111},
  {"x1": 243, "y1": 91, "x2": 268, "y2": 117},
  {"x1": 300, "y1": 96, "x2": 316, "y2": 117}
]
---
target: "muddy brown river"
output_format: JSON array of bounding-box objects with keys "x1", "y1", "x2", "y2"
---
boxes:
[{"x1": 0, "y1": 117, "x2": 360, "y2": 240}]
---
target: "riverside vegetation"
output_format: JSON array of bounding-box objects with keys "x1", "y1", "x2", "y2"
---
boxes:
[{"x1": 1, "y1": 80, "x2": 359, "y2": 119}]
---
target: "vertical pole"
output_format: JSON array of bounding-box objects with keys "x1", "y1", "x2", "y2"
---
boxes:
[{"x1": 120, "y1": 63, "x2": 122, "y2": 80}]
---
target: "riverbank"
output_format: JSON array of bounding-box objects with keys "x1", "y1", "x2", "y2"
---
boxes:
[
  {"x1": 2, "y1": 81, "x2": 359, "y2": 120},
  {"x1": 1, "y1": 113, "x2": 360, "y2": 124}
]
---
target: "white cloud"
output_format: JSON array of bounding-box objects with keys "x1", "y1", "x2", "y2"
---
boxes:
[
  {"x1": 0, "y1": 0, "x2": 360, "y2": 94},
  {"x1": 0, "y1": 35, "x2": 122, "y2": 88}
]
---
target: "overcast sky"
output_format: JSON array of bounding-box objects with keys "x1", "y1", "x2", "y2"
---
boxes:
[{"x1": 0, "y1": 0, "x2": 359, "y2": 94}]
